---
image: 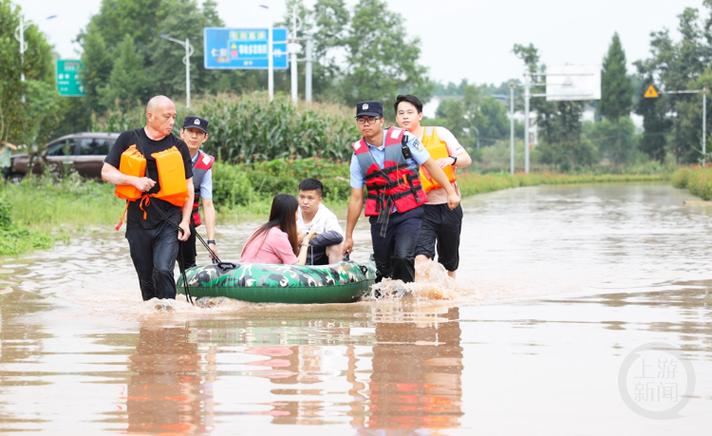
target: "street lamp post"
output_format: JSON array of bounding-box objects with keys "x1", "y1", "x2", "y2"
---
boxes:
[
  {"x1": 14, "y1": 13, "x2": 57, "y2": 103},
  {"x1": 523, "y1": 72, "x2": 531, "y2": 174},
  {"x1": 305, "y1": 35, "x2": 313, "y2": 102},
  {"x1": 160, "y1": 34, "x2": 194, "y2": 108},
  {"x1": 259, "y1": 4, "x2": 274, "y2": 101},
  {"x1": 288, "y1": 6, "x2": 301, "y2": 104},
  {"x1": 509, "y1": 82, "x2": 515, "y2": 174},
  {"x1": 15, "y1": 14, "x2": 28, "y2": 90}
]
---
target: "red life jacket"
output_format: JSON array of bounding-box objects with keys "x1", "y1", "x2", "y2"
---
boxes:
[
  {"x1": 352, "y1": 127, "x2": 427, "y2": 218},
  {"x1": 190, "y1": 150, "x2": 214, "y2": 227}
]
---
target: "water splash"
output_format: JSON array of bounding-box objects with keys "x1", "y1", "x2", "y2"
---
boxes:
[{"x1": 367, "y1": 258, "x2": 466, "y2": 301}]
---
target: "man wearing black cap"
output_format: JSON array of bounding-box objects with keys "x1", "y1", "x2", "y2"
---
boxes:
[
  {"x1": 178, "y1": 115, "x2": 218, "y2": 269},
  {"x1": 343, "y1": 100, "x2": 460, "y2": 284}
]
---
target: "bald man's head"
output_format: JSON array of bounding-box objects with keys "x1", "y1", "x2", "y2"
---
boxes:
[{"x1": 145, "y1": 95, "x2": 177, "y2": 139}]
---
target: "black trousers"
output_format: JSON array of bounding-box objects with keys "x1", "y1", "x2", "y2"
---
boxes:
[
  {"x1": 369, "y1": 207, "x2": 423, "y2": 283},
  {"x1": 126, "y1": 221, "x2": 179, "y2": 301},
  {"x1": 178, "y1": 224, "x2": 197, "y2": 270},
  {"x1": 414, "y1": 204, "x2": 463, "y2": 271}
]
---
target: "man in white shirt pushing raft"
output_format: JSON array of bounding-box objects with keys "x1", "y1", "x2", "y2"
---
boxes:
[{"x1": 394, "y1": 94, "x2": 472, "y2": 278}]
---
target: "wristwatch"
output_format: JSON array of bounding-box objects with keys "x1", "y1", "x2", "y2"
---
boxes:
[
  {"x1": 450, "y1": 155, "x2": 458, "y2": 166},
  {"x1": 207, "y1": 240, "x2": 216, "y2": 245}
]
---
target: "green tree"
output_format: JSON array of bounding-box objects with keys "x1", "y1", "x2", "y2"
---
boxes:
[
  {"x1": 99, "y1": 36, "x2": 148, "y2": 107},
  {"x1": 78, "y1": 0, "x2": 226, "y2": 113},
  {"x1": 600, "y1": 33, "x2": 632, "y2": 120},
  {"x1": 435, "y1": 98, "x2": 468, "y2": 140},
  {"x1": 635, "y1": 5, "x2": 712, "y2": 163},
  {"x1": 476, "y1": 96, "x2": 510, "y2": 145},
  {"x1": 512, "y1": 43, "x2": 584, "y2": 152},
  {"x1": 149, "y1": 0, "x2": 247, "y2": 97},
  {"x1": 434, "y1": 83, "x2": 510, "y2": 148},
  {"x1": 0, "y1": 0, "x2": 60, "y2": 145},
  {"x1": 79, "y1": 22, "x2": 113, "y2": 113},
  {"x1": 636, "y1": 87, "x2": 669, "y2": 163},
  {"x1": 668, "y1": 8, "x2": 709, "y2": 163},
  {"x1": 335, "y1": 0, "x2": 432, "y2": 104},
  {"x1": 583, "y1": 118, "x2": 637, "y2": 165},
  {"x1": 535, "y1": 136, "x2": 598, "y2": 171}
]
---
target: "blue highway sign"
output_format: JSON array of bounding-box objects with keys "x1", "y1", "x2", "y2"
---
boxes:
[{"x1": 204, "y1": 27, "x2": 288, "y2": 70}]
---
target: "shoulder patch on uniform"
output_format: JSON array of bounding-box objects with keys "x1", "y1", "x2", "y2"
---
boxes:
[{"x1": 409, "y1": 133, "x2": 425, "y2": 151}]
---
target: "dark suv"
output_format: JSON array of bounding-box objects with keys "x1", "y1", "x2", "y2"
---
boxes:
[{"x1": 11, "y1": 132, "x2": 119, "y2": 179}]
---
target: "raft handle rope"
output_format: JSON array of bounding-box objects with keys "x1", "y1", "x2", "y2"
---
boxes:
[
  {"x1": 217, "y1": 261, "x2": 237, "y2": 272},
  {"x1": 176, "y1": 235, "x2": 194, "y2": 305}
]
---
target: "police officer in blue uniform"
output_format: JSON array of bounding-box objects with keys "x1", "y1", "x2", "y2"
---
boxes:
[
  {"x1": 178, "y1": 116, "x2": 218, "y2": 269},
  {"x1": 343, "y1": 101, "x2": 460, "y2": 283}
]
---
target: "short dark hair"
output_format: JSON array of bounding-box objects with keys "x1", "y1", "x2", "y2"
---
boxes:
[
  {"x1": 299, "y1": 178, "x2": 323, "y2": 196},
  {"x1": 394, "y1": 95, "x2": 423, "y2": 114}
]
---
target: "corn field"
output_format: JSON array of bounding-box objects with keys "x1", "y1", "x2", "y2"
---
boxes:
[{"x1": 93, "y1": 92, "x2": 359, "y2": 163}]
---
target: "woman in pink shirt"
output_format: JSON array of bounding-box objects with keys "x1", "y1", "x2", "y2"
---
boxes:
[{"x1": 240, "y1": 194, "x2": 304, "y2": 265}]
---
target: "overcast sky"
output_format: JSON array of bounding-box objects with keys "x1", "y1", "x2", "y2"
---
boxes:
[{"x1": 17, "y1": 0, "x2": 707, "y2": 85}]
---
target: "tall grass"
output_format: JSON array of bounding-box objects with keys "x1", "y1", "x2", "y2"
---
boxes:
[
  {"x1": 0, "y1": 174, "x2": 133, "y2": 255},
  {"x1": 673, "y1": 166, "x2": 712, "y2": 200},
  {"x1": 3, "y1": 174, "x2": 118, "y2": 231}
]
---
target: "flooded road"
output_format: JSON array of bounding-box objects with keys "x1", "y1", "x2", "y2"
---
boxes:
[{"x1": 1, "y1": 183, "x2": 711, "y2": 434}]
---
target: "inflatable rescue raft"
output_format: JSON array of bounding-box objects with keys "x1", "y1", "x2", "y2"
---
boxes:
[{"x1": 177, "y1": 260, "x2": 376, "y2": 304}]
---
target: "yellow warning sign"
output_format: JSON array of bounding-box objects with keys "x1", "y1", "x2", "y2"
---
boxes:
[{"x1": 644, "y1": 84, "x2": 659, "y2": 99}]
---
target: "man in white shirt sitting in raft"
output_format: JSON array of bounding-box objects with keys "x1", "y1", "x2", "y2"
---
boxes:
[{"x1": 296, "y1": 178, "x2": 344, "y2": 265}]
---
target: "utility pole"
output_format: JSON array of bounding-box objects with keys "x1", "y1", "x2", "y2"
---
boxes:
[
  {"x1": 704, "y1": 86, "x2": 708, "y2": 165},
  {"x1": 305, "y1": 36, "x2": 313, "y2": 102},
  {"x1": 289, "y1": 7, "x2": 299, "y2": 103},
  {"x1": 509, "y1": 82, "x2": 515, "y2": 174},
  {"x1": 260, "y1": 4, "x2": 274, "y2": 101},
  {"x1": 160, "y1": 34, "x2": 193, "y2": 108},
  {"x1": 661, "y1": 87, "x2": 708, "y2": 166},
  {"x1": 523, "y1": 73, "x2": 531, "y2": 174},
  {"x1": 14, "y1": 14, "x2": 29, "y2": 103},
  {"x1": 184, "y1": 38, "x2": 192, "y2": 108},
  {"x1": 14, "y1": 14, "x2": 58, "y2": 104}
]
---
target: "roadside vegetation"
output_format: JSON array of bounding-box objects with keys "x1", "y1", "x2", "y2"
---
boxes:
[
  {"x1": 672, "y1": 166, "x2": 712, "y2": 200},
  {"x1": 0, "y1": 163, "x2": 670, "y2": 256}
]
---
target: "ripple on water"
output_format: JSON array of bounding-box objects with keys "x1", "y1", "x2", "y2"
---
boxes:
[{"x1": 2, "y1": 185, "x2": 712, "y2": 434}]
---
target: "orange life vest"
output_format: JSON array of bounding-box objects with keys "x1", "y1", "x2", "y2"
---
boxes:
[
  {"x1": 114, "y1": 144, "x2": 188, "y2": 229},
  {"x1": 115, "y1": 145, "x2": 146, "y2": 201},
  {"x1": 150, "y1": 146, "x2": 189, "y2": 207},
  {"x1": 418, "y1": 127, "x2": 456, "y2": 193}
]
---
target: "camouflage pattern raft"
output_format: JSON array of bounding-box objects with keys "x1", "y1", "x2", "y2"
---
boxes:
[{"x1": 176, "y1": 260, "x2": 377, "y2": 304}]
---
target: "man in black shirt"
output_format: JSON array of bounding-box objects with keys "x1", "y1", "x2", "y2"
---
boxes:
[{"x1": 102, "y1": 95, "x2": 194, "y2": 301}]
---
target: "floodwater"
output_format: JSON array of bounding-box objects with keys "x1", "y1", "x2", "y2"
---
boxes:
[{"x1": 1, "y1": 183, "x2": 711, "y2": 434}]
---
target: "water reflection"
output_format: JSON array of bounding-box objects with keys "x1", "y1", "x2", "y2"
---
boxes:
[
  {"x1": 153, "y1": 306, "x2": 465, "y2": 431},
  {"x1": 125, "y1": 324, "x2": 214, "y2": 434},
  {"x1": 366, "y1": 306, "x2": 463, "y2": 430},
  {"x1": 245, "y1": 344, "x2": 338, "y2": 424}
]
